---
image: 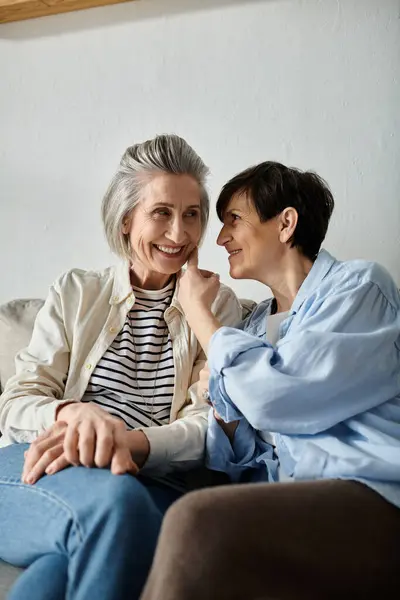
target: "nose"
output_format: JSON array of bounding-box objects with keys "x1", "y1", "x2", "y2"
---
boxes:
[
  {"x1": 167, "y1": 216, "x2": 186, "y2": 245},
  {"x1": 217, "y1": 224, "x2": 232, "y2": 247}
]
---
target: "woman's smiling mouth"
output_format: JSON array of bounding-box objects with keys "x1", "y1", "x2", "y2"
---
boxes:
[{"x1": 154, "y1": 244, "x2": 185, "y2": 257}]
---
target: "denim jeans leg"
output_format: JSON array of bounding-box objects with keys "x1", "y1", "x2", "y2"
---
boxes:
[
  {"x1": 0, "y1": 443, "x2": 181, "y2": 600},
  {"x1": 6, "y1": 554, "x2": 68, "y2": 600}
]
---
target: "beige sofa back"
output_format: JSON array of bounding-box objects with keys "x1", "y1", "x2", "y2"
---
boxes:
[{"x1": 0, "y1": 299, "x2": 44, "y2": 392}]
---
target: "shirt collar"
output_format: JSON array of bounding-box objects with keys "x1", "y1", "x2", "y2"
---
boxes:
[
  {"x1": 110, "y1": 261, "x2": 184, "y2": 314},
  {"x1": 291, "y1": 249, "x2": 337, "y2": 314},
  {"x1": 110, "y1": 262, "x2": 134, "y2": 305}
]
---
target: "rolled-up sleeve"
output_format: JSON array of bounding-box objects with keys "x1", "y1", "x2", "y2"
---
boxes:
[
  {"x1": 0, "y1": 281, "x2": 73, "y2": 442},
  {"x1": 206, "y1": 412, "x2": 277, "y2": 482},
  {"x1": 208, "y1": 282, "x2": 400, "y2": 436}
]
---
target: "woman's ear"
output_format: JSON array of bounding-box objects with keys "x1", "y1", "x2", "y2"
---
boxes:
[
  {"x1": 122, "y1": 217, "x2": 131, "y2": 235},
  {"x1": 278, "y1": 207, "x2": 298, "y2": 244}
]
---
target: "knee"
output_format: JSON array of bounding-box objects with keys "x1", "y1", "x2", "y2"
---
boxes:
[
  {"x1": 155, "y1": 490, "x2": 228, "y2": 571},
  {"x1": 104, "y1": 473, "x2": 152, "y2": 509},
  {"x1": 91, "y1": 473, "x2": 158, "y2": 527},
  {"x1": 162, "y1": 489, "x2": 217, "y2": 542}
]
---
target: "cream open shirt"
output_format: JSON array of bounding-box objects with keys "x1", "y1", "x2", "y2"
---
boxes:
[{"x1": 0, "y1": 263, "x2": 243, "y2": 475}]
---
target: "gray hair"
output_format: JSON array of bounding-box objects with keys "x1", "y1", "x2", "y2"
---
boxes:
[{"x1": 102, "y1": 134, "x2": 210, "y2": 260}]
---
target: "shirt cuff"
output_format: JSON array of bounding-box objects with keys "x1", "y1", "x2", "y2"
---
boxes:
[
  {"x1": 206, "y1": 413, "x2": 257, "y2": 481},
  {"x1": 137, "y1": 425, "x2": 168, "y2": 471},
  {"x1": 209, "y1": 365, "x2": 242, "y2": 422},
  {"x1": 41, "y1": 398, "x2": 79, "y2": 431}
]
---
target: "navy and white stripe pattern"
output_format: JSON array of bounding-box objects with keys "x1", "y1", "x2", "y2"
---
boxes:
[{"x1": 83, "y1": 279, "x2": 175, "y2": 429}]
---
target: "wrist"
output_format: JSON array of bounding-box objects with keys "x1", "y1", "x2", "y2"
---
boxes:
[
  {"x1": 185, "y1": 301, "x2": 211, "y2": 323},
  {"x1": 126, "y1": 430, "x2": 150, "y2": 468},
  {"x1": 55, "y1": 401, "x2": 77, "y2": 422},
  {"x1": 193, "y1": 312, "x2": 220, "y2": 354},
  {"x1": 217, "y1": 419, "x2": 239, "y2": 444}
]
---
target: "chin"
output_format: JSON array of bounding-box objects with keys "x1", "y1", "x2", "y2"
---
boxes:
[
  {"x1": 157, "y1": 266, "x2": 182, "y2": 276},
  {"x1": 229, "y1": 266, "x2": 245, "y2": 280},
  {"x1": 154, "y1": 260, "x2": 185, "y2": 275}
]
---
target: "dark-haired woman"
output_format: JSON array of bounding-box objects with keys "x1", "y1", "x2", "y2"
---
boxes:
[{"x1": 141, "y1": 161, "x2": 400, "y2": 600}]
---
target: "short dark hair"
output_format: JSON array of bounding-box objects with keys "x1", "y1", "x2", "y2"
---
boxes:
[{"x1": 216, "y1": 161, "x2": 334, "y2": 260}]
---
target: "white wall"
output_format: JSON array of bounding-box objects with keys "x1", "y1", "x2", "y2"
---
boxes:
[{"x1": 0, "y1": 0, "x2": 399, "y2": 305}]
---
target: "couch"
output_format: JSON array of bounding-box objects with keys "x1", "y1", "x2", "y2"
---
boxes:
[
  {"x1": 0, "y1": 299, "x2": 46, "y2": 596},
  {"x1": 0, "y1": 296, "x2": 256, "y2": 597}
]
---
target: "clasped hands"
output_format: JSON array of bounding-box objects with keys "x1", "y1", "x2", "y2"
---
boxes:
[{"x1": 22, "y1": 402, "x2": 149, "y2": 485}]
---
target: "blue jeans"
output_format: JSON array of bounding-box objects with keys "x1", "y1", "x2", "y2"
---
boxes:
[{"x1": 0, "y1": 443, "x2": 182, "y2": 600}]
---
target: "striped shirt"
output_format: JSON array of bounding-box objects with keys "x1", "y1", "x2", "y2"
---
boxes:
[{"x1": 82, "y1": 278, "x2": 175, "y2": 429}]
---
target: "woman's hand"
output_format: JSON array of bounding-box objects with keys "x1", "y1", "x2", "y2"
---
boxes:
[
  {"x1": 56, "y1": 402, "x2": 139, "y2": 473},
  {"x1": 198, "y1": 361, "x2": 211, "y2": 401},
  {"x1": 178, "y1": 249, "x2": 221, "y2": 317},
  {"x1": 178, "y1": 250, "x2": 222, "y2": 353},
  {"x1": 22, "y1": 421, "x2": 71, "y2": 484},
  {"x1": 22, "y1": 408, "x2": 140, "y2": 484}
]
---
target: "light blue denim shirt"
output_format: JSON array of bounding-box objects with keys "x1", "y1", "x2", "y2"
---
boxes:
[{"x1": 206, "y1": 250, "x2": 400, "y2": 508}]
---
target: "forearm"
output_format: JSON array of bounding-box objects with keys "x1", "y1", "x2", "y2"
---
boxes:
[
  {"x1": 208, "y1": 324, "x2": 398, "y2": 435},
  {"x1": 185, "y1": 303, "x2": 221, "y2": 354},
  {"x1": 1, "y1": 282, "x2": 71, "y2": 439},
  {"x1": 0, "y1": 390, "x2": 71, "y2": 443}
]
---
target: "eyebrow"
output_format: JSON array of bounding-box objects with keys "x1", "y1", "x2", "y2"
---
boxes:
[{"x1": 151, "y1": 202, "x2": 201, "y2": 209}]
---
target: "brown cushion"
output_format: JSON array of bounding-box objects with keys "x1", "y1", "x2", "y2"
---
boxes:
[{"x1": 0, "y1": 299, "x2": 44, "y2": 392}]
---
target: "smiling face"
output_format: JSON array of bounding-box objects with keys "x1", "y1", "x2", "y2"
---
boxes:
[
  {"x1": 124, "y1": 173, "x2": 203, "y2": 288},
  {"x1": 217, "y1": 192, "x2": 293, "y2": 283}
]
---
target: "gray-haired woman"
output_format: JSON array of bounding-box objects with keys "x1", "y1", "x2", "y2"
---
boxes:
[{"x1": 0, "y1": 135, "x2": 242, "y2": 600}]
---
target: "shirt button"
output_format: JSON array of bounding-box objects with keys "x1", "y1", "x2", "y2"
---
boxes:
[
  {"x1": 112, "y1": 295, "x2": 119, "y2": 303},
  {"x1": 109, "y1": 327, "x2": 117, "y2": 333},
  {"x1": 85, "y1": 363, "x2": 92, "y2": 370}
]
